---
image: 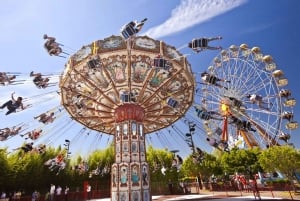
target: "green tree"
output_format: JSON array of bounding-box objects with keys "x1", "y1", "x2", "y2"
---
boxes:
[
  {"x1": 180, "y1": 151, "x2": 222, "y2": 190},
  {"x1": 258, "y1": 145, "x2": 300, "y2": 187},
  {"x1": 220, "y1": 147, "x2": 261, "y2": 177},
  {"x1": 0, "y1": 149, "x2": 10, "y2": 191},
  {"x1": 87, "y1": 143, "x2": 114, "y2": 188},
  {"x1": 146, "y1": 146, "x2": 180, "y2": 194},
  {"x1": 147, "y1": 146, "x2": 174, "y2": 180}
]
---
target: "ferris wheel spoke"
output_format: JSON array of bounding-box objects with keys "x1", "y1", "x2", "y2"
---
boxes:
[
  {"x1": 243, "y1": 107, "x2": 279, "y2": 116},
  {"x1": 248, "y1": 118, "x2": 279, "y2": 146},
  {"x1": 243, "y1": 77, "x2": 274, "y2": 95}
]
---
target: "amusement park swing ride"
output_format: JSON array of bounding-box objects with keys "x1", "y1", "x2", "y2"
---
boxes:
[{"x1": 0, "y1": 17, "x2": 298, "y2": 201}]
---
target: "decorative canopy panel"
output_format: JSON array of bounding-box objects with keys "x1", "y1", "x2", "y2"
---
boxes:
[{"x1": 60, "y1": 35, "x2": 195, "y2": 135}]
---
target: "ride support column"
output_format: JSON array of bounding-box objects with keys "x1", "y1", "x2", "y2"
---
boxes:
[{"x1": 112, "y1": 104, "x2": 151, "y2": 201}]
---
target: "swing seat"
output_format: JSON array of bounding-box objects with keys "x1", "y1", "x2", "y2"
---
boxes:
[
  {"x1": 121, "y1": 24, "x2": 137, "y2": 39},
  {"x1": 87, "y1": 59, "x2": 101, "y2": 69},
  {"x1": 167, "y1": 98, "x2": 178, "y2": 108},
  {"x1": 192, "y1": 38, "x2": 208, "y2": 49},
  {"x1": 200, "y1": 112, "x2": 210, "y2": 120},
  {"x1": 207, "y1": 76, "x2": 217, "y2": 84},
  {"x1": 153, "y1": 58, "x2": 166, "y2": 67},
  {"x1": 153, "y1": 58, "x2": 171, "y2": 71},
  {"x1": 120, "y1": 93, "x2": 130, "y2": 102}
]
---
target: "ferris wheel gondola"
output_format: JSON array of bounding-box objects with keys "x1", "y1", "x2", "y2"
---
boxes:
[{"x1": 196, "y1": 43, "x2": 298, "y2": 150}]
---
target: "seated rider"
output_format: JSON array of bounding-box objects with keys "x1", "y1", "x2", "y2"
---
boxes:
[
  {"x1": 121, "y1": 18, "x2": 147, "y2": 39},
  {"x1": 279, "y1": 133, "x2": 291, "y2": 143},
  {"x1": 227, "y1": 97, "x2": 243, "y2": 108},
  {"x1": 25, "y1": 129, "x2": 43, "y2": 140},
  {"x1": 153, "y1": 54, "x2": 171, "y2": 70},
  {"x1": 22, "y1": 142, "x2": 34, "y2": 152},
  {"x1": 230, "y1": 115, "x2": 256, "y2": 132},
  {"x1": 206, "y1": 137, "x2": 219, "y2": 147},
  {"x1": 30, "y1": 71, "x2": 50, "y2": 88},
  {"x1": 201, "y1": 71, "x2": 229, "y2": 89},
  {"x1": 135, "y1": 18, "x2": 147, "y2": 32},
  {"x1": 247, "y1": 94, "x2": 270, "y2": 110},
  {"x1": 192, "y1": 147, "x2": 205, "y2": 163},
  {"x1": 0, "y1": 92, "x2": 24, "y2": 115},
  {"x1": 0, "y1": 126, "x2": 22, "y2": 139},
  {"x1": 0, "y1": 72, "x2": 16, "y2": 85},
  {"x1": 195, "y1": 106, "x2": 222, "y2": 120},
  {"x1": 34, "y1": 112, "x2": 56, "y2": 124},
  {"x1": 11, "y1": 126, "x2": 22, "y2": 135},
  {"x1": 172, "y1": 154, "x2": 183, "y2": 169},
  {"x1": 241, "y1": 121, "x2": 256, "y2": 132},
  {"x1": 13, "y1": 142, "x2": 34, "y2": 153},
  {"x1": 282, "y1": 111, "x2": 294, "y2": 122},
  {"x1": 248, "y1": 94, "x2": 263, "y2": 104},
  {"x1": 37, "y1": 144, "x2": 46, "y2": 154},
  {"x1": 188, "y1": 36, "x2": 222, "y2": 53},
  {"x1": 0, "y1": 127, "x2": 10, "y2": 141},
  {"x1": 56, "y1": 153, "x2": 65, "y2": 164},
  {"x1": 279, "y1": 89, "x2": 292, "y2": 98},
  {"x1": 38, "y1": 77, "x2": 49, "y2": 88},
  {"x1": 43, "y1": 34, "x2": 62, "y2": 56}
]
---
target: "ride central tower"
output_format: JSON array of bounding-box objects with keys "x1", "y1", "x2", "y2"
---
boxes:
[{"x1": 59, "y1": 35, "x2": 195, "y2": 201}]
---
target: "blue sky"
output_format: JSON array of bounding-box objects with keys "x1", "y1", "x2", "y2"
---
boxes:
[{"x1": 0, "y1": 0, "x2": 299, "y2": 158}]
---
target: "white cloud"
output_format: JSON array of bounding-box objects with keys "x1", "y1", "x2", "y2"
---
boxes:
[{"x1": 143, "y1": 0, "x2": 247, "y2": 38}]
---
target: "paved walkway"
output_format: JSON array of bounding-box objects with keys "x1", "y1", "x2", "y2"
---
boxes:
[{"x1": 91, "y1": 190, "x2": 300, "y2": 201}]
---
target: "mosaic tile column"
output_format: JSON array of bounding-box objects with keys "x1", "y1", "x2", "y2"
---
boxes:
[{"x1": 111, "y1": 104, "x2": 151, "y2": 201}]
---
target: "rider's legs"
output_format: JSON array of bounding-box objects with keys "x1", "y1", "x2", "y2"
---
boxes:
[
  {"x1": 206, "y1": 46, "x2": 222, "y2": 50},
  {"x1": 207, "y1": 36, "x2": 222, "y2": 42}
]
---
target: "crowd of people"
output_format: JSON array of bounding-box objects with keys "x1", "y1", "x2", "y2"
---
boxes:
[
  {"x1": 0, "y1": 71, "x2": 55, "y2": 88},
  {"x1": 0, "y1": 184, "x2": 72, "y2": 201},
  {"x1": 0, "y1": 183, "x2": 92, "y2": 201}
]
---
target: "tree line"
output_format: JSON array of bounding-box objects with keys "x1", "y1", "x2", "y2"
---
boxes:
[{"x1": 0, "y1": 143, "x2": 299, "y2": 197}]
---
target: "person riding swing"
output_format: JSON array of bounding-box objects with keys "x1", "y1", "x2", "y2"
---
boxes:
[
  {"x1": 0, "y1": 92, "x2": 24, "y2": 115},
  {"x1": 188, "y1": 36, "x2": 222, "y2": 53},
  {"x1": 121, "y1": 18, "x2": 147, "y2": 39},
  {"x1": 43, "y1": 34, "x2": 69, "y2": 57}
]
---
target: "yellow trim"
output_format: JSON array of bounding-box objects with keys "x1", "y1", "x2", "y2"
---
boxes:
[{"x1": 93, "y1": 41, "x2": 98, "y2": 54}]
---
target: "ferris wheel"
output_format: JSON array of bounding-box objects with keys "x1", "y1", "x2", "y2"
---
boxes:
[{"x1": 196, "y1": 43, "x2": 298, "y2": 150}]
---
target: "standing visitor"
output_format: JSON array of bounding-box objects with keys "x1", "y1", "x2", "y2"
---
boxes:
[
  {"x1": 86, "y1": 184, "x2": 91, "y2": 200},
  {"x1": 1, "y1": 192, "x2": 6, "y2": 199},
  {"x1": 50, "y1": 184, "x2": 55, "y2": 201},
  {"x1": 56, "y1": 185, "x2": 62, "y2": 201},
  {"x1": 31, "y1": 190, "x2": 39, "y2": 201},
  {"x1": 64, "y1": 186, "x2": 69, "y2": 201},
  {"x1": 44, "y1": 192, "x2": 50, "y2": 201},
  {"x1": 168, "y1": 179, "x2": 173, "y2": 194}
]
